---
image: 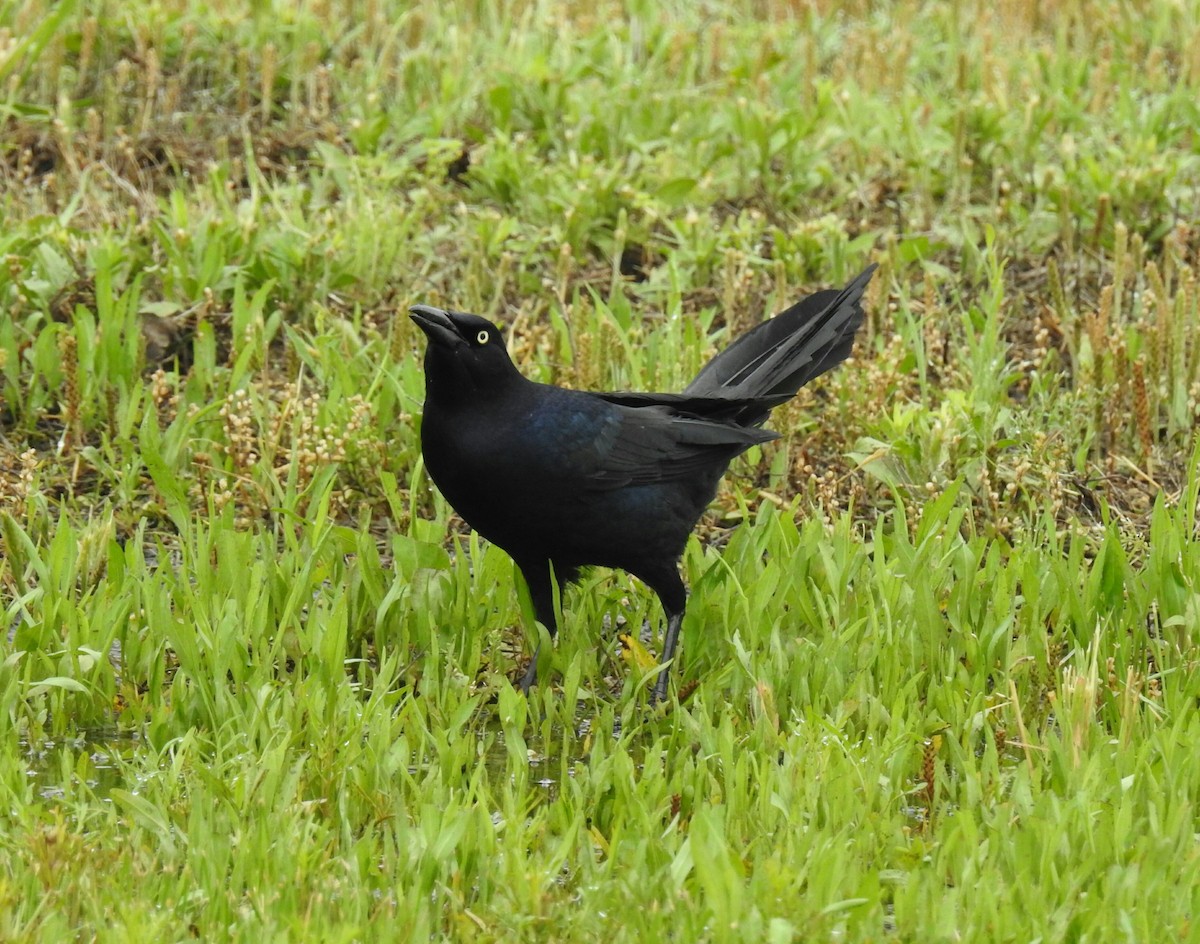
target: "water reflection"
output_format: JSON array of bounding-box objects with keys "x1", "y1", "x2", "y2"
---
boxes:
[
  {"x1": 20, "y1": 701, "x2": 635, "y2": 805},
  {"x1": 21, "y1": 728, "x2": 139, "y2": 800}
]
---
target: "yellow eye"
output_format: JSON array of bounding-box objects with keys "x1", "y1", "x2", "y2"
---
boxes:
[{"x1": 476, "y1": 330, "x2": 489, "y2": 344}]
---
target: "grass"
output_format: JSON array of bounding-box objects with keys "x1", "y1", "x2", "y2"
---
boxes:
[{"x1": 2, "y1": 0, "x2": 1200, "y2": 939}]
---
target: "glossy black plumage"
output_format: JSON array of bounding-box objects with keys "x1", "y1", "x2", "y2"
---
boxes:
[{"x1": 410, "y1": 264, "x2": 876, "y2": 701}]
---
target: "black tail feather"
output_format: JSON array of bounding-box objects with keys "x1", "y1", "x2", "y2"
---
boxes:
[{"x1": 682, "y1": 264, "x2": 876, "y2": 425}]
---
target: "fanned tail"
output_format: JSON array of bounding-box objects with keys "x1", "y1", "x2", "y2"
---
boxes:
[{"x1": 682, "y1": 264, "x2": 877, "y2": 426}]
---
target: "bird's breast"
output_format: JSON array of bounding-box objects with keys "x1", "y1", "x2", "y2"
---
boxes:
[{"x1": 420, "y1": 395, "x2": 614, "y2": 548}]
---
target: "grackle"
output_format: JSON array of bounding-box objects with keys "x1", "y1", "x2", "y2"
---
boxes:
[{"x1": 411, "y1": 263, "x2": 876, "y2": 701}]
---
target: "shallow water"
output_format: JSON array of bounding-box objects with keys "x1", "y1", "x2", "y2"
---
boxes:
[
  {"x1": 20, "y1": 728, "x2": 140, "y2": 801},
  {"x1": 19, "y1": 695, "x2": 634, "y2": 806}
]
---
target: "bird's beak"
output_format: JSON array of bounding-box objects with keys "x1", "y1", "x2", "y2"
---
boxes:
[{"x1": 409, "y1": 305, "x2": 463, "y2": 348}]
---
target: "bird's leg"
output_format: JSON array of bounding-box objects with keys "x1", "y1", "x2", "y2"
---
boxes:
[
  {"x1": 640, "y1": 566, "x2": 688, "y2": 704},
  {"x1": 516, "y1": 560, "x2": 559, "y2": 693},
  {"x1": 518, "y1": 650, "x2": 540, "y2": 694},
  {"x1": 653, "y1": 608, "x2": 685, "y2": 703}
]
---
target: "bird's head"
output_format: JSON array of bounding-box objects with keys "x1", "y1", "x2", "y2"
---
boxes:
[{"x1": 409, "y1": 305, "x2": 520, "y2": 401}]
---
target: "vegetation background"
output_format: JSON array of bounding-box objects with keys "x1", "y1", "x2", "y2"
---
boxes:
[{"x1": 2, "y1": 0, "x2": 1199, "y2": 940}]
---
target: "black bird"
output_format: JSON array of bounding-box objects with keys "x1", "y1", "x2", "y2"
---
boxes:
[{"x1": 411, "y1": 264, "x2": 876, "y2": 701}]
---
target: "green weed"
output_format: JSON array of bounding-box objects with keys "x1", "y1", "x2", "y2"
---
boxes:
[{"x1": 2, "y1": 0, "x2": 1200, "y2": 940}]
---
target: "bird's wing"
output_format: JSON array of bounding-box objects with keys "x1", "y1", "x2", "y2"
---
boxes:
[
  {"x1": 578, "y1": 400, "x2": 778, "y2": 488},
  {"x1": 596, "y1": 390, "x2": 791, "y2": 418}
]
